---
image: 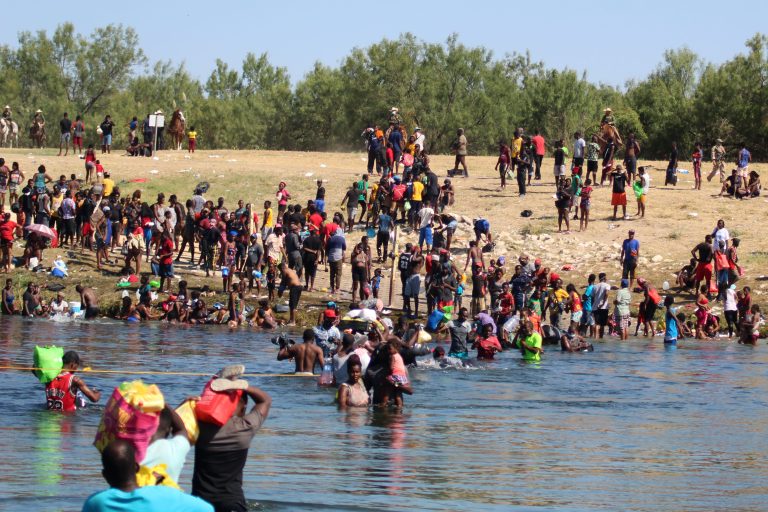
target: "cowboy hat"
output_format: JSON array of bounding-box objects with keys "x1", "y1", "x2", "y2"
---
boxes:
[
  {"x1": 413, "y1": 127, "x2": 421, "y2": 131},
  {"x1": 154, "y1": 109, "x2": 163, "y2": 114},
  {"x1": 35, "y1": 109, "x2": 42, "y2": 113},
  {"x1": 716, "y1": 138, "x2": 723, "y2": 143},
  {"x1": 3, "y1": 105, "x2": 9, "y2": 109},
  {"x1": 603, "y1": 107, "x2": 612, "y2": 112},
  {"x1": 389, "y1": 107, "x2": 398, "y2": 112}
]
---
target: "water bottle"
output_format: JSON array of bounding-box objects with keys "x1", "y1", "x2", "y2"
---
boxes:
[{"x1": 318, "y1": 357, "x2": 334, "y2": 387}]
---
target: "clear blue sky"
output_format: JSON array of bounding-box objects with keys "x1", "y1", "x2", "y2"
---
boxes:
[{"x1": 4, "y1": 0, "x2": 767, "y2": 88}]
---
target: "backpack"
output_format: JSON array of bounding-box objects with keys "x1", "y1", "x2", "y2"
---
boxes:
[{"x1": 392, "y1": 184, "x2": 406, "y2": 202}]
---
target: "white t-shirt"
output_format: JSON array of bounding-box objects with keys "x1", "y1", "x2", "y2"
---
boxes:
[
  {"x1": 414, "y1": 133, "x2": 426, "y2": 152},
  {"x1": 49, "y1": 299, "x2": 68, "y2": 313},
  {"x1": 724, "y1": 288, "x2": 738, "y2": 311},
  {"x1": 418, "y1": 207, "x2": 434, "y2": 229},
  {"x1": 573, "y1": 138, "x2": 586, "y2": 158},
  {"x1": 641, "y1": 173, "x2": 651, "y2": 193},
  {"x1": 141, "y1": 435, "x2": 191, "y2": 483},
  {"x1": 714, "y1": 228, "x2": 730, "y2": 250}
]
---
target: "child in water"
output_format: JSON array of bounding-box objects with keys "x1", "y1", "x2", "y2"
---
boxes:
[
  {"x1": 44, "y1": 350, "x2": 101, "y2": 412},
  {"x1": 386, "y1": 339, "x2": 411, "y2": 408}
]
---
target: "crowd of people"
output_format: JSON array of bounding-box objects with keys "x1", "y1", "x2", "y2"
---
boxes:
[{"x1": 7, "y1": 104, "x2": 763, "y2": 512}]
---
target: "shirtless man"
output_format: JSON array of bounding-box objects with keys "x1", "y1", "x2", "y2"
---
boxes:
[
  {"x1": 279, "y1": 260, "x2": 302, "y2": 326},
  {"x1": 277, "y1": 329, "x2": 325, "y2": 374},
  {"x1": 463, "y1": 240, "x2": 485, "y2": 273},
  {"x1": 76, "y1": 284, "x2": 99, "y2": 319}
]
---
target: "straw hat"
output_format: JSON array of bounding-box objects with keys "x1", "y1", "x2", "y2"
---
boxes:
[
  {"x1": 154, "y1": 109, "x2": 163, "y2": 115},
  {"x1": 389, "y1": 107, "x2": 398, "y2": 112},
  {"x1": 716, "y1": 138, "x2": 723, "y2": 143},
  {"x1": 35, "y1": 109, "x2": 42, "y2": 114},
  {"x1": 603, "y1": 107, "x2": 612, "y2": 113},
  {"x1": 3, "y1": 105, "x2": 9, "y2": 109}
]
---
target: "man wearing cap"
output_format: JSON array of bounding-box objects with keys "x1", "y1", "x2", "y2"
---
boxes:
[
  {"x1": 708, "y1": 139, "x2": 726, "y2": 182},
  {"x1": 314, "y1": 309, "x2": 341, "y2": 357},
  {"x1": 620, "y1": 229, "x2": 640, "y2": 289},
  {"x1": 193, "y1": 367, "x2": 271, "y2": 512},
  {"x1": 614, "y1": 279, "x2": 632, "y2": 341}
]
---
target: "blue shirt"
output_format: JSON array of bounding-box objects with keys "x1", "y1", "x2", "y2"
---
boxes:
[
  {"x1": 378, "y1": 214, "x2": 392, "y2": 233},
  {"x1": 326, "y1": 234, "x2": 347, "y2": 262},
  {"x1": 665, "y1": 309, "x2": 678, "y2": 341},
  {"x1": 82, "y1": 485, "x2": 213, "y2": 512},
  {"x1": 622, "y1": 238, "x2": 640, "y2": 263},
  {"x1": 739, "y1": 148, "x2": 750, "y2": 167},
  {"x1": 583, "y1": 284, "x2": 594, "y2": 312}
]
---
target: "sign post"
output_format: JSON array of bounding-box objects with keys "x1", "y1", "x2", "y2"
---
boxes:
[{"x1": 148, "y1": 113, "x2": 165, "y2": 154}]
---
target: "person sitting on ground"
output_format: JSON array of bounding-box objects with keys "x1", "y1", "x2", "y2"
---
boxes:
[
  {"x1": 337, "y1": 354, "x2": 370, "y2": 409},
  {"x1": 745, "y1": 170, "x2": 761, "y2": 197},
  {"x1": 559, "y1": 329, "x2": 594, "y2": 352},
  {"x1": 277, "y1": 328, "x2": 325, "y2": 374},
  {"x1": 82, "y1": 440, "x2": 213, "y2": 512},
  {"x1": 677, "y1": 258, "x2": 697, "y2": 290},
  {"x1": 44, "y1": 350, "x2": 101, "y2": 412}
]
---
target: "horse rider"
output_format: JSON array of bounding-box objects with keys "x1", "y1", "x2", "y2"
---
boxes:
[
  {"x1": 388, "y1": 107, "x2": 402, "y2": 125},
  {"x1": 33, "y1": 109, "x2": 46, "y2": 127},
  {"x1": 600, "y1": 107, "x2": 622, "y2": 146},
  {"x1": 2, "y1": 106, "x2": 12, "y2": 123}
]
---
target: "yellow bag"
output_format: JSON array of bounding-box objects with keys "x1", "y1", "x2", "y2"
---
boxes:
[
  {"x1": 175, "y1": 400, "x2": 199, "y2": 444},
  {"x1": 136, "y1": 463, "x2": 181, "y2": 490},
  {"x1": 118, "y1": 380, "x2": 165, "y2": 413}
]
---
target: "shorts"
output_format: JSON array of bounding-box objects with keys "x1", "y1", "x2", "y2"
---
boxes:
[
  {"x1": 587, "y1": 160, "x2": 598, "y2": 173},
  {"x1": 352, "y1": 265, "x2": 367, "y2": 282},
  {"x1": 160, "y1": 263, "x2": 174, "y2": 278},
  {"x1": 573, "y1": 157, "x2": 584, "y2": 167},
  {"x1": 580, "y1": 310, "x2": 595, "y2": 326},
  {"x1": 622, "y1": 260, "x2": 637, "y2": 279},
  {"x1": 103, "y1": 134, "x2": 112, "y2": 145},
  {"x1": 554, "y1": 164, "x2": 566, "y2": 177},
  {"x1": 85, "y1": 306, "x2": 100, "y2": 320},
  {"x1": 73, "y1": 136, "x2": 83, "y2": 146},
  {"x1": 617, "y1": 313, "x2": 631, "y2": 331},
  {"x1": 625, "y1": 157, "x2": 637, "y2": 174},
  {"x1": 571, "y1": 310, "x2": 583, "y2": 323},
  {"x1": 347, "y1": 206, "x2": 358, "y2": 219},
  {"x1": 611, "y1": 192, "x2": 627, "y2": 206},
  {"x1": 580, "y1": 199, "x2": 590, "y2": 211},
  {"x1": 694, "y1": 262, "x2": 712, "y2": 282},
  {"x1": 62, "y1": 218, "x2": 76, "y2": 237},
  {"x1": 60, "y1": 132, "x2": 71, "y2": 143},
  {"x1": 289, "y1": 285, "x2": 302, "y2": 310},
  {"x1": 419, "y1": 226, "x2": 433, "y2": 247},
  {"x1": 9, "y1": 183, "x2": 18, "y2": 193},
  {"x1": 638, "y1": 194, "x2": 646, "y2": 204},
  {"x1": 645, "y1": 301, "x2": 658, "y2": 321},
  {"x1": 404, "y1": 274, "x2": 421, "y2": 297},
  {"x1": 595, "y1": 308, "x2": 609, "y2": 326}
]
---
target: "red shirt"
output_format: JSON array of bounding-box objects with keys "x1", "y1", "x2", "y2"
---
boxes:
[
  {"x1": 308, "y1": 213, "x2": 323, "y2": 230},
  {"x1": 532, "y1": 135, "x2": 546, "y2": 156},
  {"x1": 475, "y1": 336, "x2": 502, "y2": 359},
  {"x1": 46, "y1": 372, "x2": 76, "y2": 412},
  {"x1": 0, "y1": 219, "x2": 17, "y2": 241},
  {"x1": 324, "y1": 222, "x2": 340, "y2": 239},
  {"x1": 160, "y1": 238, "x2": 174, "y2": 265}
]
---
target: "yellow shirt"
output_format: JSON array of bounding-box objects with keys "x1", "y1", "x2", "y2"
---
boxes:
[
  {"x1": 412, "y1": 181, "x2": 424, "y2": 201},
  {"x1": 187, "y1": 131, "x2": 197, "y2": 140},
  {"x1": 102, "y1": 178, "x2": 115, "y2": 197},
  {"x1": 510, "y1": 137, "x2": 522, "y2": 158},
  {"x1": 264, "y1": 208, "x2": 274, "y2": 228},
  {"x1": 405, "y1": 142, "x2": 416, "y2": 157}
]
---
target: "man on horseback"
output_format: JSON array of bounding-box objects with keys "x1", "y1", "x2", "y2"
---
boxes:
[
  {"x1": 599, "y1": 107, "x2": 622, "y2": 147},
  {"x1": 29, "y1": 109, "x2": 46, "y2": 148},
  {"x1": 168, "y1": 109, "x2": 186, "y2": 150},
  {"x1": 2, "y1": 106, "x2": 12, "y2": 123}
]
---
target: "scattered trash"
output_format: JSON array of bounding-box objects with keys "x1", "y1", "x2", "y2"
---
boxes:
[
  {"x1": 208, "y1": 155, "x2": 221, "y2": 158},
  {"x1": 226, "y1": 159, "x2": 237, "y2": 162},
  {"x1": 662, "y1": 281, "x2": 670, "y2": 290},
  {"x1": 304, "y1": 172, "x2": 314, "y2": 177},
  {"x1": 149, "y1": 170, "x2": 159, "y2": 174},
  {"x1": 184, "y1": 155, "x2": 191, "y2": 159},
  {"x1": 218, "y1": 175, "x2": 225, "y2": 178},
  {"x1": 688, "y1": 212, "x2": 698, "y2": 217},
  {"x1": 319, "y1": 164, "x2": 327, "y2": 168},
  {"x1": 520, "y1": 210, "x2": 533, "y2": 217},
  {"x1": 152, "y1": 157, "x2": 159, "y2": 161},
  {"x1": 678, "y1": 169, "x2": 689, "y2": 174},
  {"x1": 177, "y1": 169, "x2": 190, "y2": 173}
]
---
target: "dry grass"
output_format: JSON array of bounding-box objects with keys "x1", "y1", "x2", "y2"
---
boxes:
[{"x1": 6, "y1": 147, "x2": 768, "y2": 313}]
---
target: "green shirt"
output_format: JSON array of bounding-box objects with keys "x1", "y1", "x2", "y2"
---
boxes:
[
  {"x1": 517, "y1": 332, "x2": 543, "y2": 362},
  {"x1": 570, "y1": 174, "x2": 582, "y2": 197},
  {"x1": 356, "y1": 180, "x2": 369, "y2": 202}
]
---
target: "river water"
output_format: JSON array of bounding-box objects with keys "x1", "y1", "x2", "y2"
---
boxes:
[{"x1": 0, "y1": 317, "x2": 767, "y2": 511}]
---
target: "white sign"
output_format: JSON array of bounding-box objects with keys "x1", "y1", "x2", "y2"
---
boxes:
[{"x1": 149, "y1": 114, "x2": 165, "y2": 128}]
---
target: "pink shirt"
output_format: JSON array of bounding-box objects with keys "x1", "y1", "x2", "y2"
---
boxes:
[{"x1": 532, "y1": 135, "x2": 546, "y2": 156}]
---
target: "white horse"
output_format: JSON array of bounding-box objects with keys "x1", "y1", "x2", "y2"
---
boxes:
[{"x1": 0, "y1": 118, "x2": 19, "y2": 148}]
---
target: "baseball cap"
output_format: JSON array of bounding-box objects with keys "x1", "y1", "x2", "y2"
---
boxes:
[{"x1": 323, "y1": 308, "x2": 337, "y2": 319}]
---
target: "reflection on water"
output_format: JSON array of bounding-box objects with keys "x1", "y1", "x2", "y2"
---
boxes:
[{"x1": 1, "y1": 318, "x2": 767, "y2": 511}]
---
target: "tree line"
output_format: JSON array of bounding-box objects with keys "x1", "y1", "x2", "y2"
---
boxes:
[{"x1": 1, "y1": 24, "x2": 766, "y2": 159}]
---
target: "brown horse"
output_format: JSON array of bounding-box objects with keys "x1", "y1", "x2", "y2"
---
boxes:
[
  {"x1": 167, "y1": 109, "x2": 186, "y2": 150},
  {"x1": 29, "y1": 119, "x2": 46, "y2": 149}
]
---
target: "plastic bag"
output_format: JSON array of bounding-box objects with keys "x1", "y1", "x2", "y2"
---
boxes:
[
  {"x1": 94, "y1": 384, "x2": 162, "y2": 462},
  {"x1": 33, "y1": 345, "x2": 64, "y2": 383},
  {"x1": 118, "y1": 380, "x2": 165, "y2": 413},
  {"x1": 175, "y1": 400, "x2": 199, "y2": 444}
]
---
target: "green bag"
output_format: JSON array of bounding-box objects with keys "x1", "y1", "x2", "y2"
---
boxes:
[{"x1": 33, "y1": 345, "x2": 64, "y2": 384}]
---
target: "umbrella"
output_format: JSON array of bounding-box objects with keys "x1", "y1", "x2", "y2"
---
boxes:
[{"x1": 24, "y1": 224, "x2": 56, "y2": 239}]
